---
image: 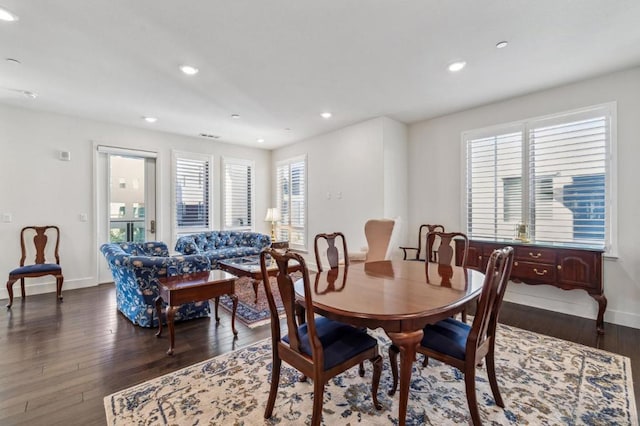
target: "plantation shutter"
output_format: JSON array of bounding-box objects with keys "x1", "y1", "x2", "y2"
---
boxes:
[
  {"x1": 223, "y1": 159, "x2": 253, "y2": 230},
  {"x1": 175, "y1": 156, "x2": 210, "y2": 229},
  {"x1": 276, "y1": 156, "x2": 307, "y2": 249},
  {"x1": 528, "y1": 115, "x2": 607, "y2": 247},
  {"x1": 465, "y1": 131, "x2": 523, "y2": 240}
]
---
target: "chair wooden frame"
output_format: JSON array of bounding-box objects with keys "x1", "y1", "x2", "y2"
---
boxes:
[
  {"x1": 427, "y1": 231, "x2": 469, "y2": 266},
  {"x1": 260, "y1": 248, "x2": 382, "y2": 426},
  {"x1": 399, "y1": 224, "x2": 444, "y2": 261},
  {"x1": 6, "y1": 225, "x2": 64, "y2": 308},
  {"x1": 389, "y1": 246, "x2": 515, "y2": 426},
  {"x1": 314, "y1": 232, "x2": 349, "y2": 272}
]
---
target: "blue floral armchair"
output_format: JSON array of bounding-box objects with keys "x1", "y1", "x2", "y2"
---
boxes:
[{"x1": 100, "y1": 241, "x2": 212, "y2": 327}]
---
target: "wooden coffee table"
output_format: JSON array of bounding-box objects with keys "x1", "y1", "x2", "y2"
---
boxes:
[
  {"x1": 155, "y1": 270, "x2": 238, "y2": 355},
  {"x1": 218, "y1": 255, "x2": 300, "y2": 303}
]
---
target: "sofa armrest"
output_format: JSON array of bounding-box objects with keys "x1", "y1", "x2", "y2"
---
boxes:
[{"x1": 175, "y1": 236, "x2": 201, "y2": 255}]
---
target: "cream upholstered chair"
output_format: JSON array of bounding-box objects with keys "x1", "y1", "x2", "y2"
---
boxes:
[{"x1": 363, "y1": 217, "x2": 401, "y2": 262}]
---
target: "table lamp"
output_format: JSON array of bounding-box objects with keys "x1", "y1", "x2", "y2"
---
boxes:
[{"x1": 264, "y1": 207, "x2": 280, "y2": 241}]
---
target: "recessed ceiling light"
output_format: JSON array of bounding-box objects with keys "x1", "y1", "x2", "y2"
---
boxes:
[
  {"x1": 0, "y1": 6, "x2": 19, "y2": 22},
  {"x1": 143, "y1": 116, "x2": 157, "y2": 123},
  {"x1": 284, "y1": 128, "x2": 291, "y2": 131},
  {"x1": 179, "y1": 65, "x2": 199, "y2": 75},
  {"x1": 496, "y1": 41, "x2": 509, "y2": 49},
  {"x1": 5, "y1": 58, "x2": 21, "y2": 64},
  {"x1": 448, "y1": 61, "x2": 466, "y2": 72},
  {"x1": 257, "y1": 138, "x2": 265, "y2": 143},
  {"x1": 321, "y1": 112, "x2": 332, "y2": 119},
  {"x1": 231, "y1": 114, "x2": 240, "y2": 119},
  {"x1": 22, "y1": 90, "x2": 37, "y2": 99}
]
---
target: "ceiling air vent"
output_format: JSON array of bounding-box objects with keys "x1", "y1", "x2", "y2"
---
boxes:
[{"x1": 199, "y1": 133, "x2": 220, "y2": 139}]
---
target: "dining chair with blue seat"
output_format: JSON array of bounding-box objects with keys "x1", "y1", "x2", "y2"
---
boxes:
[
  {"x1": 260, "y1": 248, "x2": 382, "y2": 426},
  {"x1": 6, "y1": 225, "x2": 64, "y2": 308},
  {"x1": 388, "y1": 246, "x2": 515, "y2": 426}
]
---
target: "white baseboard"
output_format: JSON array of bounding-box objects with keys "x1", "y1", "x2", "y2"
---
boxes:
[
  {"x1": 505, "y1": 287, "x2": 640, "y2": 330},
  {"x1": 0, "y1": 277, "x2": 97, "y2": 301}
]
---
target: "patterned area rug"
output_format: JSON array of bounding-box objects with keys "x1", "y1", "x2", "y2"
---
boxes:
[
  {"x1": 104, "y1": 324, "x2": 637, "y2": 425},
  {"x1": 218, "y1": 275, "x2": 290, "y2": 328}
]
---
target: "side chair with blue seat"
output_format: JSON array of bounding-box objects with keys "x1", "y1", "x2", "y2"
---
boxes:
[
  {"x1": 260, "y1": 248, "x2": 382, "y2": 426},
  {"x1": 100, "y1": 241, "x2": 212, "y2": 327},
  {"x1": 6, "y1": 225, "x2": 64, "y2": 308},
  {"x1": 388, "y1": 246, "x2": 515, "y2": 426}
]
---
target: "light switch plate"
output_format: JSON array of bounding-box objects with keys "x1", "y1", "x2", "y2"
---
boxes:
[{"x1": 2, "y1": 213, "x2": 12, "y2": 223}]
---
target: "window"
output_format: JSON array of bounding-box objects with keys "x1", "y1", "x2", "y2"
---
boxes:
[
  {"x1": 463, "y1": 104, "x2": 615, "y2": 251},
  {"x1": 222, "y1": 158, "x2": 254, "y2": 231},
  {"x1": 173, "y1": 152, "x2": 212, "y2": 231},
  {"x1": 276, "y1": 156, "x2": 307, "y2": 249}
]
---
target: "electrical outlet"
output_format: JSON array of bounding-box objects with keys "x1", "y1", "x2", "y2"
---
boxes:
[
  {"x1": 79, "y1": 213, "x2": 88, "y2": 222},
  {"x1": 2, "y1": 213, "x2": 12, "y2": 223}
]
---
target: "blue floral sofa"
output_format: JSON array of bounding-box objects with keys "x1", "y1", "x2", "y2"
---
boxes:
[
  {"x1": 100, "y1": 241, "x2": 211, "y2": 327},
  {"x1": 174, "y1": 231, "x2": 271, "y2": 268}
]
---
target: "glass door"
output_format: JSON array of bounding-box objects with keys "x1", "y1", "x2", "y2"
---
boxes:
[
  {"x1": 108, "y1": 155, "x2": 150, "y2": 243},
  {"x1": 97, "y1": 147, "x2": 157, "y2": 284}
]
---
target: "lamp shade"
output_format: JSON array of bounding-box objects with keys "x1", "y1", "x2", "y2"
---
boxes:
[{"x1": 264, "y1": 207, "x2": 280, "y2": 222}]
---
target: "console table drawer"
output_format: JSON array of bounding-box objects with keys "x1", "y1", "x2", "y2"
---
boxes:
[
  {"x1": 512, "y1": 261, "x2": 557, "y2": 281},
  {"x1": 514, "y1": 246, "x2": 555, "y2": 263}
]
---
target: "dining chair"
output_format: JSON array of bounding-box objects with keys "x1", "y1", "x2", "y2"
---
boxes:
[
  {"x1": 314, "y1": 232, "x2": 349, "y2": 272},
  {"x1": 6, "y1": 225, "x2": 64, "y2": 308},
  {"x1": 260, "y1": 248, "x2": 382, "y2": 425},
  {"x1": 399, "y1": 224, "x2": 445, "y2": 261},
  {"x1": 364, "y1": 217, "x2": 401, "y2": 262},
  {"x1": 388, "y1": 246, "x2": 515, "y2": 426},
  {"x1": 428, "y1": 231, "x2": 470, "y2": 320}
]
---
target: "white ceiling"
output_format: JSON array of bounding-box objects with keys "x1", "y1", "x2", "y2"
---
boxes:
[{"x1": 1, "y1": 1, "x2": 640, "y2": 149}]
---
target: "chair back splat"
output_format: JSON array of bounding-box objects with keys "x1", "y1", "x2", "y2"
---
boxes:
[
  {"x1": 260, "y1": 248, "x2": 383, "y2": 426},
  {"x1": 428, "y1": 231, "x2": 469, "y2": 266},
  {"x1": 314, "y1": 232, "x2": 349, "y2": 272}
]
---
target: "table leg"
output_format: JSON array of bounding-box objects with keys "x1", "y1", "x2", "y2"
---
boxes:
[
  {"x1": 166, "y1": 305, "x2": 177, "y2": 356},
  {"x1": 592, "y1": 293, "x2": 608, "y2": 334},
  {"x1": 252, "y1": 279, "x2": 259, "y2": 304},
  {"x1": 387, "y1": 330, "x2": 423, "y2": 426},
  {"x1": 230, "y1": 294, "x2": 238, "y2": 336},
  {"x1": 154, "y1": 296, "x2": 163, "y2": 337},
  {"x1": 214, "y1": 297, "x2": 221, "y2": 322}
]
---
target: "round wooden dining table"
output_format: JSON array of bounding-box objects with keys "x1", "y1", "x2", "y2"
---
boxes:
[{"x1": 295, "y1": 260, "x2": 486, "y2": 426}]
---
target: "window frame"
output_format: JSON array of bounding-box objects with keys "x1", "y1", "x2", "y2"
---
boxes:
[
  {"x1": 221, "y1": 157, "x2": 255, "y2": 231},
  {"x1": 461, "y1": 102, "x2": 617, "y2": 255},
  {"x1": 171, "y1": 150, "x2": 214, "y2": 234},
  {"x1": 276, "y1": 154, "x2": 308, "y2": 251}
]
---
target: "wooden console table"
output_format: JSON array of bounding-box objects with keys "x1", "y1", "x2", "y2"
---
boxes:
[{"x1": 455, "y1": 239, "x2": 606, "y2": 334}]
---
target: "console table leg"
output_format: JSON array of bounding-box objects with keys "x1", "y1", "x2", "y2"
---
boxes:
[
  {"x1": 166, "y1": 305, "x2": 177, "y2": 355},
  {"x1": 214, "y1": 297, "x2": 220, "y2": 322},
  {"x1": 154, "y1": 296, "x2": 163, "y2": 337},
  {"x1": 230, "y1": 294, "x2": 238, "y2": 336},
  {"x1": 592, "y1": 293, "x2": 607, "y2": 335}
]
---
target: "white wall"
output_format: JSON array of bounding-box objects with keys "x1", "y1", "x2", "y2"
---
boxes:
[
  {"x1": 382, "y1": 117, "x2": 409, "y2": 251},
  {"x1": 0, "y1": 104, "x2": 271, "y2": 299},
  {"x1": 407, "y1": 66, "x2": 640, "y2": 329},
  {"x1": 272, "y1": 116, "x2": 408, "y2": 267}
]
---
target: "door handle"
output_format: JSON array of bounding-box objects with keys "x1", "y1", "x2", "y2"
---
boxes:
[{"x1": 150, "y1": 220, "x2": 156, "y2": 234}]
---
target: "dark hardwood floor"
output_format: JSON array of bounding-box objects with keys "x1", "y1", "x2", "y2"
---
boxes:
[{"x1": 1, "y1": 284, "x2": 638, "y2": 425}]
